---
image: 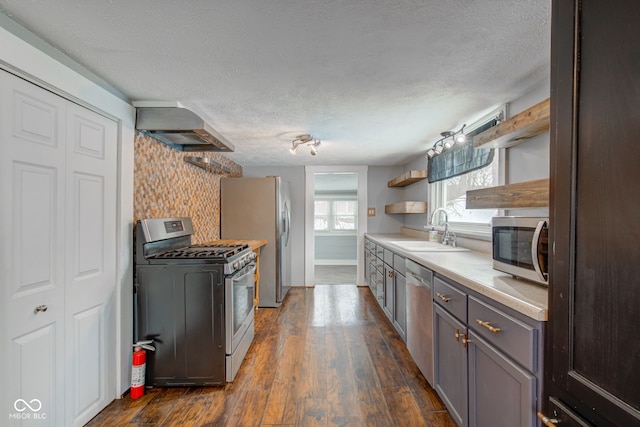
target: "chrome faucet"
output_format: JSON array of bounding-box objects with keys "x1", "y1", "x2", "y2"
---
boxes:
[{"x1": 429, "y1": 208, "x2": 456, "y2": 246}]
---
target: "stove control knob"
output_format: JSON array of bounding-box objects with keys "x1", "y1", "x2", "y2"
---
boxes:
[
  {"x1": 233, "y1": 261, "x2": 240, "y2": 270},
  {"x1": 250, "y1": 252, "x2": 257, "y2": 260}
]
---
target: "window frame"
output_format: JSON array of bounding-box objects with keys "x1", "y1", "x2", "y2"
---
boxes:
[{"x1": 314, "y1": 195, "x2": 358, "y2": 234}]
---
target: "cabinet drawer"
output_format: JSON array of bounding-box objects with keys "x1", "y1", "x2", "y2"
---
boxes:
[
  {"x1": 434, "y1": 277, "x2": 467, "y2": 323},
  {"x1": 375, "y1": 257, "x2": 384, "y2": 272},
  {"x1": 384, "y1": 248, "x2": 394, "y2": 265},
  {"x1": 375, "y1": 245, "x2": 384, "y2": 259},
  {"x1": 468, "y1": 295, "x2": 537, "y2": 372},
  {"x1": 393, "y1": 254, "x2": 406, "y2": 276},
  {"x1": 365, "y1": 239, "x2": 374, "y2": 251}
]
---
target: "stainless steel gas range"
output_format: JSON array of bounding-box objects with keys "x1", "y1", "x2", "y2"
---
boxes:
[{"x1": 134, "y1": 217, "x2": 256, "y2": 385}]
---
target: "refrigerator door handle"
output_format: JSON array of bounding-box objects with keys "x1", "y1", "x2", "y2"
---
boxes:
[{"x1": 284, "y1": 202, "x2": 291, "y2": 246}]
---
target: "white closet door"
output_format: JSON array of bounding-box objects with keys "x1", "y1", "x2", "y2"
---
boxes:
[
  {"x1": 0, "y1": 70, "x2": 118, "y2": 426},
  {"x1": 0, "y1": 70, "x2": 67, "y2": 426},
  {"x1": 64, "y1": 103, "x2": 117, "y2": 426}
]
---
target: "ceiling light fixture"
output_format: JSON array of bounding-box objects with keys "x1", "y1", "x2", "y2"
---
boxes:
[
  {"x1": 425, "y1": 125, "x2": 467, "y2": 158},
  {"x1": 290, "y1": 134, "x2": 321, "y2": 156}
]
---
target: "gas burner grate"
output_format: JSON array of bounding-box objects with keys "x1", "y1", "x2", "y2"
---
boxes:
[{"x1": 149, "y1": 243, "x2": 250, "y2": 261}]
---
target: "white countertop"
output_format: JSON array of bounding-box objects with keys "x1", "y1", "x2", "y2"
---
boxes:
[{"x1": 366, "y1": 233, "x2": 549, "y2": 321}]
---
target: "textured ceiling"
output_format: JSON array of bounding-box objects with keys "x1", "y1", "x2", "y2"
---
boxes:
[{"x1": 0, "y1": 0, "x2": 551, "y2": 167}]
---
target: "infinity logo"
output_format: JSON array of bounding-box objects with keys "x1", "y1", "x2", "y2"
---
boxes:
[{"x1": 14, "y1": 399, "x2": 42, "y2": 412}]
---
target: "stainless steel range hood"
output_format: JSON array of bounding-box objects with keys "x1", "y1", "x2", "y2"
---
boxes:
[{"x1": 135, "y1": 107, "x2": 234, "y2": 152}]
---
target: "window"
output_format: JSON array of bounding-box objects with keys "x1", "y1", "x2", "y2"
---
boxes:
[
  {"x1": 314, "y1": 198, "x2": 357, "y2": 231},
  {"x1": 429, "y1": 107, "x2": 506, "y2": 237},
  {"x1": 430, "y1": 152, "x2": 501, "y2": 235}
]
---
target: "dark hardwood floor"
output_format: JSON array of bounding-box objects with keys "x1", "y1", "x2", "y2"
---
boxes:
[{"x1": 87, "y1": 285, "x2": 455, "y2": 426}]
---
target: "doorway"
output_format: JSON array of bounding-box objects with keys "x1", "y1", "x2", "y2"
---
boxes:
[
  {"x1": 313, "y1": 172, "x2": 358, "y2": 284},
  {"x1": 304, "y1": 166, "x2": 368, "y2": 287}
]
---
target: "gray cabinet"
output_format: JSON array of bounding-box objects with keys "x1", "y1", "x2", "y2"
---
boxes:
[
  {"x1": 433, "y1": 276, "x2": 543, "y2": 427},
  {"x1": 383, "y1": 263, "x2": 393, "y2": 320},
  {"x1": 364, "y1": 244, "x2": 372, "y2": 287},
  {"x1": 364, "y1": 238, "x2": 407, "y2": 341},
  {"x1": 433, "y1": 274, "x2": 468, "y2": 427},
  {"x1": 392, "y1": 269, "x2": 406, "y2": 341},
  {"x1": 434, "y1": 284, "x2": 468, "y2": 427},
  {"x1": 468, "y1": 331, "x2": 535, "y2": 427},
  {"x1": 367, "y1": 240, "x2": 384, "y2": 305}
]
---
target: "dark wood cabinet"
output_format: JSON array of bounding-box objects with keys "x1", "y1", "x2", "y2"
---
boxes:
[{"x1": 545, "y1": 1, "x2": 640, "y2": 425}]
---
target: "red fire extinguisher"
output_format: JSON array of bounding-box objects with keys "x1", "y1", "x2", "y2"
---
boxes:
[{"x1": 131, "y1": 340, "x2": 155, "y2": 399}]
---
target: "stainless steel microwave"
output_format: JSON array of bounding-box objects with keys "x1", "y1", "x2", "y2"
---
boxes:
[{"x1": 492, "y1": 216, "x2": 549, "y2": 285}]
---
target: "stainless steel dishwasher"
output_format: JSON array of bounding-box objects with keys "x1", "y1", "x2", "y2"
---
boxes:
[{"x1": 406, "y1": 259, "x2": 434, "y2": 386}]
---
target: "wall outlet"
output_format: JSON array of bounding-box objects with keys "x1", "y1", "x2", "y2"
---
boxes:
[{"x1": 367, "y1": 207, "x2": 376, "y2": 216}]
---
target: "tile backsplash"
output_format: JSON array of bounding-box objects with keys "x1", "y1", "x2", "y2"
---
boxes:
[{"x1": 134, "y1": 132, "x2": 242, "y2": 243}]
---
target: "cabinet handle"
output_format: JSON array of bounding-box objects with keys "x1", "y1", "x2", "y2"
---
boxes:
[
  {"x1": 454, "y1": 328, "x2": 460, "y2": 342},
  {"x1": 34, "y1": 304, "x2": 48, "y2": 313},
  {"x1": 462, "y1": 333, "x2": 471, "y2": 348},
  {"x1": 475, "y1": 319, "x2": 501, "y2": 334},
  {"x1": 436, "y1": 293, "x2": 450, "y2": 303},
  {"x1": 536, "y1": 412, "x2": 559, "y2": 426}
]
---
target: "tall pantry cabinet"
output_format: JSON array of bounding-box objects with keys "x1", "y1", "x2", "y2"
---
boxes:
[{"x1": 544, "y1": 1, "x2": 640, "y2": 425}]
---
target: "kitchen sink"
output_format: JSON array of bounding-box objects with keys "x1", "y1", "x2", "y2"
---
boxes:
[{"x1": 388, "y1": 240, "x2": 469, "y2": 252}]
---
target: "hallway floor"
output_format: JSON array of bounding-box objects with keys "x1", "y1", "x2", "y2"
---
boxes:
[
  {"x1": 314, "y1": 265, "x2": 357, "y2": 285},
  {"x1": 88, "y1": 285, "x2": 454, "y2": 426}
]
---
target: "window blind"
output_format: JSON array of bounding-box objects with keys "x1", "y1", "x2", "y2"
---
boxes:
[{"x1": 427, "y1": 120, "x2": 497, "y2": 183}]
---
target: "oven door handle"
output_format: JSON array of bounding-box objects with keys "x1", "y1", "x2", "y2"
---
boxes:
[
  {"x1": 232, "y1": 264, "x2": 256, "y2": 284},
  {"x1": 531, "y1": 220, "x2": 547, "y2": 283}
]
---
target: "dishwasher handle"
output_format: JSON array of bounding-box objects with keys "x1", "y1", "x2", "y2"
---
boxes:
[{"x1": 409, "y1": 272, "x2": 432, "y2": 289}]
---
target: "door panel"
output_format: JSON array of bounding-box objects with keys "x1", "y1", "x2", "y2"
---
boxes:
[
  {"x1": 65, "y1": 103, "x2": 116, "y2": 426},
  {"x1": 12, "y1": 163, "x2": 59, "y2": 294},
  {"x1": 1, "y1": 70, "x2": 66, "y2": 426},
  {"x1": 547, "y1": 1, "x2": 640, "y2": 425},
  {"x1": 73, "y1": 173, "x2": 105, "y2": 277},
  {"x1": 12, "y1": 87, "x2": 62, "y2": 148},
  {"x1": 434, "y1": 305, "x2": 467, "y2": 427},
  {"x1": 71, "y1": 305, "x2": 103, "y2": 421},
  {"x1": 468, "y1": 332, "x2": 536, "y2": 427},
  {"x1": 11, "y1": 323, "x2": 61, "y2": 425}
]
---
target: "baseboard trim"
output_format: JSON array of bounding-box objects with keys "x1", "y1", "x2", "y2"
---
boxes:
[{"x1": 314, "y1": 260, "x2": 357, "y2": 266}]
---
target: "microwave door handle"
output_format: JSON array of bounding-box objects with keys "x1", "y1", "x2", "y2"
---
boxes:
[{"x1": 531, "y1": 220, "x2": 547, "y2": 282}]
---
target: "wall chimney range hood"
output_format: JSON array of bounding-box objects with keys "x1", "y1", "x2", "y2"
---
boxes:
[{"x1": 135, "y1": 105, "x2": 234, "y2": 152}]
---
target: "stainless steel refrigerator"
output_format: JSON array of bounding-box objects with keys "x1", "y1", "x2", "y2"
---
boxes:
[{"x1": 220, "y1": 176, "x2": 291, "y2": 307}]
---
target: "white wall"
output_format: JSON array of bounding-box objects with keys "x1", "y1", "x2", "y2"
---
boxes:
[
  {"x1": 243, "y1": 166, "x2": 306, "y2": 286},
  {"x1": 0, "y1": 13, "x2": 136, "y2": 396}
]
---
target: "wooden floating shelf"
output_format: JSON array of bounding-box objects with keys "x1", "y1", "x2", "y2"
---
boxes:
[
  {"x1": 466, "y1": 178, "x2": 549, "y2": 209},
  {"x1": 473, "y1": 98, "x2": 550, "y2": 150},
  {"x1": 385, "y1": 201, "x2": 428, "y2": 214},
  {"x1": 388, "y1": 170, "x2": 428, "y2": 187}
]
